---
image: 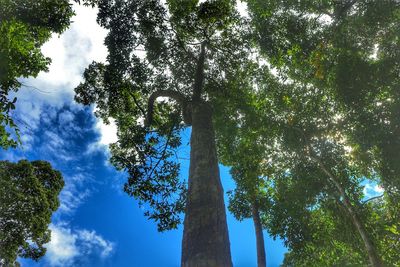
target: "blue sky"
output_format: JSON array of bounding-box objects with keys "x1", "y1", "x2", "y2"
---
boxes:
[
  {"x1": 2, "y1": 3, "x2": 385, "y2": 266},
  {"x1": 1, "y1": 3, "x2": 289, "y2": 266},
  {"x1": 1, "y1": 101, "x2": 287, "y2": 267}
]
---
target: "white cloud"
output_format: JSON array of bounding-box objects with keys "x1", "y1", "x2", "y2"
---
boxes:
[
  {"x1": 96, "y1": 117, "x2": 118, "y2": 146},
  {"x1": 236, "y1": 0, "x2": 249, "y2": 18},
  {"x1": 44, "y1": 130, "x2": 65, "y2": 148},
  {"x1": 45, "y1": 224, "x2": 79, "y2": 266},
  {"x1": 45, "y1": 223, "x2": 114, "y2": 267},
  {"x1": 37, "y1": 3, "x2": 107, "y2": 89},
  {"x1": 28, "y1": 3, "x2": 115, "y2": 152},
  {"x1": 76, "y1": 230, "x2": 114, "y2": 258},
  {"x1": 58, "y1": 110, "x2": 75, "y2": 125},
  {"x1": 84, "y1": 116, "x2": 118, "y2": 158},
  {"x1": 85, "y1": 106, "x2": 118, "y2": 155},
  {"x1": 12, "y1": 3, "x2": 108, "y2": 142},
  {"x1": 57, "y1": 171, "x2": 96, "y2": 215},
  {"x1": 9, "y1": 3, "x2": 118, "y2": 158},
  {"x1": 16, "y1": 100, "x2": 42, "y2": 128},
  {"x1": 58, "y1": 185, "x2": 91, "y2": 215},
  {"x1": 3, "y1": 7, "x2": 117, "y2": 265},
  {"x1": 42, "y1": 129, "x2": 75, "y2": 161},
  {"x1": 363, "y1": 183, "x2": 384, "y2": 199}
]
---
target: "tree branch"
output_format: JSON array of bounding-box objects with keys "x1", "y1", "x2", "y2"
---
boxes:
[
  {"x1": 147, "y1": 124, "x2": 174, "y2": 180},
  {"x1": 128, "y1": 91, "x2": 147, "y2": 119},
  {"x1": 290, "y1": 126, "x2": 350, "y2": 201},
  {"x1": 362, "y1": 194, "x2": 384, "y2": 205},
  {"x1": 145, "y1": 90, "x2": 190, "y2": 127},
  {"x1": 334, "y1": 0, "x2": 358, "y2": 20},
  {"x1": 192, "y1": 42, "x2": 207, "y2": 102}
]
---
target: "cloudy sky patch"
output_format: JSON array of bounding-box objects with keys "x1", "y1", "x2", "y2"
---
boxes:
[{"x1": 44, "y1": 223, "x2": 114, "y2": 267}]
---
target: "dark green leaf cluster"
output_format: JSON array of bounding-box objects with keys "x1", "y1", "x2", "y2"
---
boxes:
[
  {"x1": 0, "y1": 160, "x2": 64, "y2": 266},
  {"x1": 254, "y1": 77, "x2": 395, "y2": 265},
  {"x1": 248, "y1": 0, "x2": 400, "y2": 194},
  {"x1": 280, "y1": 197, "x2": 400, "y2": 267},
  {"x1": 216, "y1": 49, "x2": 398, "y2": 264}
]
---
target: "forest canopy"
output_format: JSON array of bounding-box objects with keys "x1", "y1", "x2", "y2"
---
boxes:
[{"x1": 0, "y1": 0, "x2": 399, "y2": 267}]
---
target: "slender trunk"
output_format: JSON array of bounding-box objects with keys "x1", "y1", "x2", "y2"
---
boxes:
[
  {"x1": 341, "y1": 196, "x2": 382, "y2": 267},
  {"x1": 251, "y1": 202, "x2": 267, "y2": 267},
  {"x1": 181, "y1": 101, "x2": 232, "y2": 267},
  {"x1": 316, "y1": 160, "x2": 383, "y2": 267}
]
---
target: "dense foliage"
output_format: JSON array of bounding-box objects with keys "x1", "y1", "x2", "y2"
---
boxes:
[
  {"x1": 247, "y1": 0, "x2": 400, "y2": 195},
  {"x1": 2, "y1": 0, "x2": 399, "y2": 266},
  {"x1": 75, "y1": 0, "x2": 252, "y2": 232},
  {"x1": 0, "y1": 160, "x2": 64, "y2": 266},
  {"x1": 215, "y1": 1, "x2": 400, "y2": 266},
  {"x1": 217, "y1": 60, "x2": 399, "y2": 265}
]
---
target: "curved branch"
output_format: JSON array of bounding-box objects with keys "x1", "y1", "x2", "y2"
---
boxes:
[
  {"x1": 363, "y1": 194, "x2": 384, "y2": 205},
  {"x1": 145, "y1": 90, "x2": 190, "y2": 127}
]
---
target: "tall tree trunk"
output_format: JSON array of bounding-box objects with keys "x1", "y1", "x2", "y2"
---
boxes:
[
  {"x1": 315, "y1": 158, "x2": 383, "y2": 267},
  {"x1": 181, "y1": 101, "x2": 232, "y2": 267},
  {"x1": 251, "y1": 202, "x2": 267, "y2": 267}
]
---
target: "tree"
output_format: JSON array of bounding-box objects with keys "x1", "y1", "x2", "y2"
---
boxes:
[
  {"x1": 252, "y1": 72, "x2": 387, "y2": 266},
  {"x1": 246, "y1": 0, "x2": 400, "y2": 197},
  {"x1": 227, "y1": 166, "x2": 269, "y2": 267},
  {"x1": 280, "y1": 196, "x2": 400, "y2": 267},
  {"x1": 223, "y1": 149, "x2": 269, "y2": 267},
  {"x1": 75, "y1": 1, "x2": 253, "y2": 265},
  {"x1": 0, "y1": 160, "x2": 64, "y2": 266},
  {"x1": 0, "y1": 0, "x2": 75, "y2": 148},
  {"x1": 244, "y1": 2, "x2": 400, "y2": 265},
  {"x1": 214, "y1": 69, "x2": 272, "y2": 267},
  {"x1": 216, "y1": 59, "x2": 392, "y2": 266}
]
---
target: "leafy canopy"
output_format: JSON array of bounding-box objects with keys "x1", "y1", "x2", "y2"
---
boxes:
[
  {"x1": 215, "y1": 53, "x2": 399, "y2": 264},
  {"x1": 247, "y1": 0, "x2": 400, "y2": 194},
  {"x1": 0, "y1": 160, "x2": 64, "y2": 266},
  {"x1": 75, "y1": 0, "x2": 253, "y2": 231}
]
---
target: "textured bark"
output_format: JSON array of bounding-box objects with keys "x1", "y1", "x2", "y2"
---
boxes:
[
  {"x1": 251, "y1": 202, "x2": 267, "y2": 267},
  {"x1": 181, "y1": 102, "x2": 232, "y2": 267},
  {"x1": 315, "y1": 158, "x2": 383, "y2": 267}
]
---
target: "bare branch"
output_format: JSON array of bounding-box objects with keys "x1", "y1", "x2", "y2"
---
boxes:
[
  {"x1": 20, "y1": 82, "x2": 51, "y2": 94},
  {"x1": 128, "y1": 91, "x2": 147, "y2": 119},
  {"x1": 147, "y1": 124, "x2": 174, "y2": 180},
  {"x1": 363, "y1": 194, "x2": 384, "y2": 205}
]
